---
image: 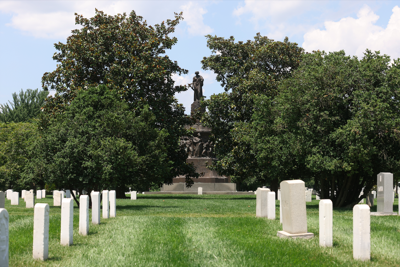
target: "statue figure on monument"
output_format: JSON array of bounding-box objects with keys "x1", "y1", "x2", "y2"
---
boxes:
[{"x1": 191, "y1": 71, "x2": 204, "y2": 102}]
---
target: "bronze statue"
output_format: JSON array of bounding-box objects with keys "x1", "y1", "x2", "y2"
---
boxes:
[{"x1": 191, "y1": 71, "x2": 204, "y2": 102}]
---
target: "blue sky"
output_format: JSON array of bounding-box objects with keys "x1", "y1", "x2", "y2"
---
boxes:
[{"x1": 1, "y1": 0, "x2": 400, "y2": 115}]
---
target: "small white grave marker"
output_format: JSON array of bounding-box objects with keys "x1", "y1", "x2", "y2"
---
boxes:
[
  {"x1": 33, "y1": 203, "x2": 49, "y2": 260},
  {"x1": 131, "y1": 191, "x2": 137, "y2": 200},
  {"x1": 319, "y1": 199, "x2": 332, "y2": 247},
  {"x1": 256, "y1": 188, "x2": 270, "y2": 217},
  {"x1": 53, "y1": 191, "x2": 62, "y2": 206},
  {"x1": 60, "y1": 199, "x2": 73, "y2": 246},
  {"x1": 0, "y1": 208, "x2": 9, "y2": 267},
  {"x1": 79, "y1": 195, "x2": 89, "y2": 235},
  {"x1": 109, "y1": 190, "x2": 116, "y2": 218},
  {"x1": 91, "y1": 192, "x2": 100, "y2": 224},
  {"x1": 22, "y1": 190, "x2": 26, "y2": 199},
  {"x1": 11, "y1": 192, "x2": 19, "y2": 205},
  {"x1": 26, "y1": 191, "x2": 35, "y2": 208},
  {"x1": 37, "y1": 190, "x2": 42, "y2": 200},
  {"x1": 42, "y1": 189, "x2": 46, "y2": 199},
  {"x1": 278, "y1": 180, "x2": 314, "y2": 239},
  {"x1": 198, "y1": 187, "x2": 203, "y2": 195},
  {"x1": 353, "y1": 204, "x2": 370, "y2": 261},
  {"x1": 6, "y1": 190, "x2": 12, "y2": 200},
  {"x1": 267, "y1": 192, "x2": 276, "y2": 220},
  {"x1": 65, "y1": 190, "x2": 71, "y2": 198},
  {"x1": 102, "y1": 190, "x2": 109, "y2": 219},
  {"x1": 305, "y1": 190, "x2": 312, "y2": 202}
]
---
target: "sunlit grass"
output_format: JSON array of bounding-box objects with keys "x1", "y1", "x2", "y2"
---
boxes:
[{"x1": 6, "y1": 194, "x2": 400, "y2": 266}]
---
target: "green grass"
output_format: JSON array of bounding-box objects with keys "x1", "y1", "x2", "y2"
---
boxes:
[{"x1": 6, "y1": 194, "x2": 400, "y2": 266}]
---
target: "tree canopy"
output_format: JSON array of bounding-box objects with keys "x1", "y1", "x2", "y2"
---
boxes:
[
  {"x1": 0, "y1": 89, "x2": 48, "y2": 123},
  {"x1": 32, "y1": 85, "x2": 173, "y2": 205},
  {"x1": 41, "y1": 9, "x2": 199, "y2": 192},
  {"x1": 245, "y1": 49, "x2": 400, "y2": 207},
  {"x1": 198, "y1": 34, "x2": 304, "y2": 190}
]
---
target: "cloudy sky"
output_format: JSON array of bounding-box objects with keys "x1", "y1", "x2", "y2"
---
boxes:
[{"x1": 1, "y1": 0, "x2": 400, "y2": 114}]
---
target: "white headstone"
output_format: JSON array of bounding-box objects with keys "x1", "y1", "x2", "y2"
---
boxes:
[
  {"x1": 0, "y1": 208, "x2": 9, "y2": 267},
  {"x1": 278, "y1": 180, "x2": 313, "y2": 238},
  {"x1": 280, "y1": 200, "x2": 282, "y2": 224},
  {"x1": 41, "y1": 189, "x2": 46, "y2": 199},
  {"x1": 53, "y1": 191, "x2": 62, "y2": 207},
  {"x1": 372, "y1": 191, "x2": 376, "y2": 199},
  {"x1": 131, "y1": 191, "x2": 137, "y2": 200},
  {"x1": 22, "y1": 190, "x2": 26, "y2": 199},
  {"x1": 11, "y1": 192, "x2": 19, "y2": 205},
  {"x1": 79, "y1": 195, "x2": 89, "y2": 236},
  {"x1": 267, "y1": 192, "x2": 276, "y2": 220},
  {"x1": 256, "y1": 188, "x2": 270, "y2": 217},
  {"x1": 33, "y1": 203, "x2": 49, "y2": 260},
  {"x1": 316, "y1": 195, "x2": 320, "y2": 200},
  {"x1": 353, "y1": 204, "x2": 370, "y2": 261},
  {"x1": 305, "y1": 190, "x2": 312, "y2": 202},
  {"x1": 65, "y1": 190, "x2": 71, "y2": 198},
  {"x1": 26, "y1": 191, "x2": 35, "y2": 208},
  {"x1": 60, "y1": 199, "x2": 73, "y2": 246},
  {"x1": 6, "y1": 190, "x2": 12, "y2": 200},
  {"x1": 0, "y1": 209, "x2": 9, "y2": 267},
  {"x1": 102, "y1": 190, "x2": 109, "y2": 219},
  {"x1": 377, "y1": 172, "x2": 393, "y2": 213},
  {"x1": 198, "y1": 187, "x2": 203, "y2": 195},
  {"x1": 278, "y1": 189, "x2": 281, "y2": 201},
  {"x1": 36, "y1": 190, "x2": 42, "y2": 200},
  {"x1": 91, "y1": 192, "x2": 100, "y2": 224},
  {"x1": 72, "y1": 190, "x2": 77, "y2": 198},
  {"x1": 0, "y1": 192, "x2": 4, "y2": 208},
  {"x1": 319, "y1": 199, "x2": 332, "y2": 247},
  {"x1": 109, "y1": 190, "x2": 116, "y2": 218}
]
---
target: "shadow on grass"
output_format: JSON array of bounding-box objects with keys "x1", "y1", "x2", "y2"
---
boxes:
[
  {"x1": 117, "y1": 205, "x2": 180, "y2": 211},
  {"x1": 46, "y1": 256, "x2": 62, "y2": 261},
  {"x1": 135, "y1": 196, "x2": 255, "y2": 200}
]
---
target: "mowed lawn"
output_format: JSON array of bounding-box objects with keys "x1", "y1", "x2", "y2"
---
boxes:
[{"x1": 7, "y1": 194, "x2": 400, "y2": 266}]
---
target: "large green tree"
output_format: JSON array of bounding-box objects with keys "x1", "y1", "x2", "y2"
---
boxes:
[
  {"x1": 32, "y1": 85, "x2": 172, "y2": 205},
  {"x1": 197, "y1": 34, "x2": 304, "y2": 191},
  {"x1": 0, "y1": 89, "x2": 48, "y2": 123},
  {"x1": 41, "y1": 9, "x2": 199, "y2": 192},
  {"x1": 247, "y1": 49, "x2": 400, "y2": 207},
  {"x1": 0, "y1": 121, "x2": 39, "y2": 190}
]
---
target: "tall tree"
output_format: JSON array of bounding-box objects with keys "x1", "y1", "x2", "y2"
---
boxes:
[
  {"x1": 31, "y1": 85, "x2": 172, "y2": 205},
  {"x1": 0, "y1": 121, "x2": 39, "y2": 190},
  {"x1": 0, "y1": 89, "x2": 48, "y2": 123},
  {"x1": 248, "y1": 49, "x2": 400, "y2": 207},
  {"x1": 41, "y1": 9, "x2": 199, "y2": 193},
  {"x1": 198, "y1": 34, "x2": 304, "y2": 191}
]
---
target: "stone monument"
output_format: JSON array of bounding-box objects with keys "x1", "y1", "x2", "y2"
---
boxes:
[
  {"x1": 277, "y1": 180, "x2": 314, "y2": 239},
  {"x1": 371, "y1": 172, "x2": 397, "y2": 216},
  {"x1": 161, "y1": 72, "x2": 236, "y2": 192}
]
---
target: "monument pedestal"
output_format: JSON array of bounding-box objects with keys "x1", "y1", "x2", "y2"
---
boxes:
[{"x1": 161, "y1": 105, "x2": 236, "y2": 192}]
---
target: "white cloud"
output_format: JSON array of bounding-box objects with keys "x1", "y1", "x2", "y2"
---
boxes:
[
  {"x1": 303, "y1": 5, "x2": 400, "y2": 61},
  {"x1": 232, "y1": 0, "x2": 319, "y2": 41},
  {"x1": 180, "y1": 2, "x2": 213, "y2": 36},
  {"x1": 0, "y1": 1, "x2": 213, "y2": 39}
]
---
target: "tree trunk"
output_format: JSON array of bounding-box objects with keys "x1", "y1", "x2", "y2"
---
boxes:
[
  {"x1": 270, "y1": 178, "x2": 279, "y2": 199},
  {"x1": 71, "y1": 189, "x2": 80, "y2": 208},
  {"x1": 116, "y1": 184, "x2": 127, "y2": 199}
]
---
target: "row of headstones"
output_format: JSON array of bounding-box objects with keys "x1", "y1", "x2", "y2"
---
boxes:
[
  {"x1": 256, "y1": 172, "x2": 397, "y2": 262},
  {"x1": 0, "y1": 190, "x2": 118, "y2": 265}
]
